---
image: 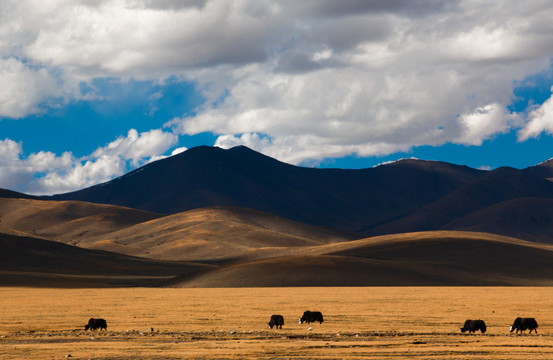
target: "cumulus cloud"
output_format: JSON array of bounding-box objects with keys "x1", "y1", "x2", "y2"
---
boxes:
[
  {"x1": 165, "y1": 0, "x2": 553, "y2": 163},
  {"x1": 455, "y1": 103, "x2": 520, "y2": 146},
  {"x1": 2, "y1": 0, "x2": 553, "y2": 175},
  {"x1": 0, "y1": 129, "x2": 178, "y2": 195},
  {"x1": 518, "y1": 88, "x2": 553, "y2": 140},
  {"x1": 91, "y1": 128, "x2": 178, "y2": 167},
  {"x1": 0, "y1": 138, "x2": 74, "y2": 193},
  {"x1": 0, "y1": 58, "x2": 62, "y2": 118}
]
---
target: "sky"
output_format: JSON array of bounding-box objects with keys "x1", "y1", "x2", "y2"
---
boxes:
[{"x1": 2, "y1": 0, "x2": 553, "y2": 195}]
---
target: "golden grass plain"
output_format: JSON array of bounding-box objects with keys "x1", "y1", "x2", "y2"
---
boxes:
[{"x1": 2, "y1": 287, "x2": 553, "y2": 359}]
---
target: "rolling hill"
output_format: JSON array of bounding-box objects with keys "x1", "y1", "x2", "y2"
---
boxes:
[
  {"x1": 2, "y1": 197, "x2": 553, "y2": 286},
  {"x1": 0, "y1": 229, "x2": 212, "y2": 287},
  {"x1": 81, "y1": 206, "x2": 359, "y2": 261},
  {"x1": 0, "y1": 197, "x2": 163, "y2": 244},
  {"x1": 0, "y1": 198, "x2": 358, "y2": 261},
  {"x1": 166, "y1": 231, "x2": 553, "y2": 287}
]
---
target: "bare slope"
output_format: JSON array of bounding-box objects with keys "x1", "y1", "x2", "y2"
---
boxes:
[
  {"x1": 0, "y1": 198, "x2": 162, "y2": 244},
  {"x1": 0, "y1": 230, "x2": 212, "y2": 287},
  {"x1": 168, "y1": 231, "x2": 553, "y2": 287},
  {"x1": 0, "y1": 198, "x2": 357, "y2": 262},
  {"x1": 82, "y1": 207, "x2": 359, "y2": 261}
]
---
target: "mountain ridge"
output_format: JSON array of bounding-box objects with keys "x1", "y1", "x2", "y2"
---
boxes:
[
  {"x1": 3, "y1": 146, "x2": 553, "y2": 243},
  {"x1": 47, "y1": 146, "x2": 485, "y2": 234}
]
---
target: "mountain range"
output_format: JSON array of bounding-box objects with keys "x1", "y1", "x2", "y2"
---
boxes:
[
  {"x1": 49, "y1": 145, "x2": 553, "y2": 242},
  {"x1": 3, "y1": 145, "x2": 553, "y2": 287}
]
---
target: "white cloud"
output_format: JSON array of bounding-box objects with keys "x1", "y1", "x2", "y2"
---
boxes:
[
  {"x1": 170, "y1": 146, "x2": 188, "y2": 156},
  {"x1": 455, "y1": 103, "x2": 519, "y2": 146},
  {"x1": 0, "y1": 138, "x2": 76, "y2": 193},
  {"x1": 164, "y1": 1, "x2": 553, "y2": 163},
  {"x1": 34, "y1": 155, "x2": 126, "y2": 195},
  {"x1": 518, "y1": 88, "x2": 553, "y2": 140},
  {"x1": 0, "y1": 128, "x2": 178, "y2": 195},
  {"x1": 0, "y1": 58, "x2": 62, "y2": 118},
  {"x1": 0, "y1": 138, "x2": 22, "y2": 161},
  {"x1": 92, "y1": 128, "x2": 178, "y2": 167},
  {"x1": 2, "y1": 0, "x2": 553, "y2": 175}
]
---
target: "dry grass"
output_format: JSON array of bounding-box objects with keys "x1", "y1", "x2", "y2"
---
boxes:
[{"x1": 1, "y1": 287, "x2": 553, "y2": 359}]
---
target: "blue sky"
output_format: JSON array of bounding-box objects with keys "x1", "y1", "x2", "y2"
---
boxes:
[{"x1": 1, "y1": 1, "x2": 553, "y2": 195}]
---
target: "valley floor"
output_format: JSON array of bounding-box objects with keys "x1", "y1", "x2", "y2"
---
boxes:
[{"x1": 0, "y1": 287, "x2": 552, "y2": 359}]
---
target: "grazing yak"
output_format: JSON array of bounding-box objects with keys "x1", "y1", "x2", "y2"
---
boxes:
[
  {"x1": 299, "y1": 311, "x2": 324, "y2": 324},
  {"x1": 85, "y1": 318, "x2": 108, "y2": 331},
  {"x1": 510, "y1": 317, "x2": 538, "y2": 334},
  {"x1": 460, "y1": 319, "x2": 486, "y2": 334},
  {"x1": 268, "y1": 314, "x2": 284, "y2": 329}
]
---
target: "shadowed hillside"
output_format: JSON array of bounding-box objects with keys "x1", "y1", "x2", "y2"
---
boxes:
[
  {"x1": 0, "y1": 230, "x2": 212, "y2": 287},
  {"x1": 167, "y1": 231, "x2": 553, "y2": 287},
  {"x1": 443, "y1": 197, "x2": 553, "y2": 244},
  {"x1": 367, "y1": 167, "x2": 553, "y2": 237}
]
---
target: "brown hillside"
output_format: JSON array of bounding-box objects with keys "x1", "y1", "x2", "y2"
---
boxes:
[
  {"x1": 167, "y1": 231, "x2": 553, "y2": 287},
  {"x1": 85, "y1": 207, "x2": 358, "y2": 261},
  {"x1": 0, "y1": 198, "x2": 162, "y2": 244}
]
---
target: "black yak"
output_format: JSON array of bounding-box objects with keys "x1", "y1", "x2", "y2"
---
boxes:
[
  {"x1": 299, "y1": 311, "x2": 324, "y2": 324},
  {"x1": 460, "y1": 319, "x2": 486, "y2": 333},
  {"x1": 268, "y1": 314, "x2": 284, "y2": 329},
  {"x1": 510, "y1": 317, "x2": 538, "y2": 334},
  {"x1": 85, "y1": 318, "x2": 107, "y2": 331}
]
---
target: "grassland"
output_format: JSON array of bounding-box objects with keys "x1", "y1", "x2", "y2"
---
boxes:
[{"x1": 1, "y1": 287, "x2": 553, "y2": 359}]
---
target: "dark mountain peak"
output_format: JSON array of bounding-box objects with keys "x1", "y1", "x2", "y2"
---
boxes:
[
  {"x1": 227, "y1": 145, "x2": 255, "y2": 153},
  {"x1": 485, "y1": 166, "x2": 547, "y2": 183},
  {"x1": 524, "y1": 157, "x2": 553, "y2": 179},
  {"x1": 377, "y1": 158, "x2": 484, "y2": 185},
  {"x1": 381, "y1": 158, "x2": 425, "y2": 166},
  {"x1": 486, "y1": 166, "x2": 518, "y2": 175},
  {"x1": 168, "y1": 145, "x2": 291, "y2": 169},
  {"x1": 381, "y1": 157, "x2": 480, "y2": 172},
  {"x1": 537, "y1": 157, "x2": 553, "y2": 167}
]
